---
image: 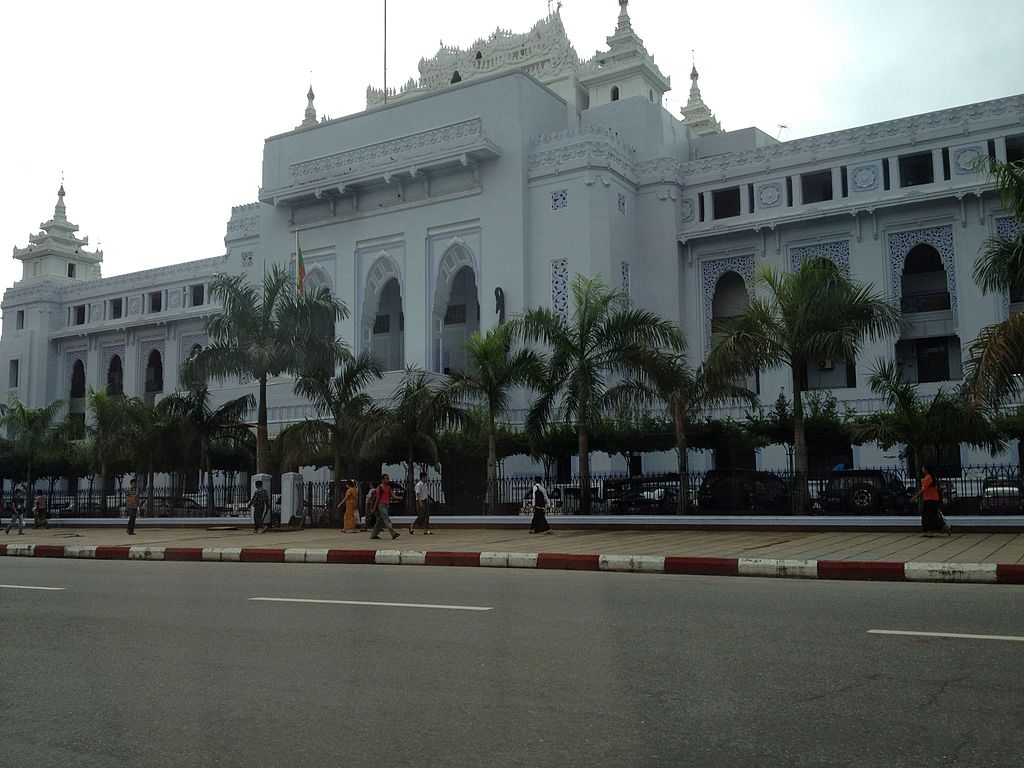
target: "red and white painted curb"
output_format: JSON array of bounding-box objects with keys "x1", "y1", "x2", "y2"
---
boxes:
[{"x1": 2, "y1": 542, "x2": 1022, "y2": 584}]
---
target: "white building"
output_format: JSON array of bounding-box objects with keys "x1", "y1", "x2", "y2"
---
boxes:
[{"x1": 3, "y1": 2, "x2": 1023, "y2": 476}]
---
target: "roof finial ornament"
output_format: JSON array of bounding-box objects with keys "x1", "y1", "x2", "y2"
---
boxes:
[
  {"x1": 617, "y1": 0, "x2": 631, "y2": 30},
  {"x1": 55, "y1": 178, "x2": 67, "y2": 221},
  {"x1": 301, "y1": 83, "x2": 317, "y2": 127}
]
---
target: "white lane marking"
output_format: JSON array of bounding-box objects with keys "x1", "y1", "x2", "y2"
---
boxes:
[
  {"x1": 0, "y1": 584, "x2": 65, "y2": 591},
  {"x1": 249, "y1": 597, "x2": 492, "y2": 612},
  {"x1": 869, "y1": 629, "x2": 1024, "y2": 643}
]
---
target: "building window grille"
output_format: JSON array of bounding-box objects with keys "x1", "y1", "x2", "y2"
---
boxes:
[{"x1": 551, "y1": 189, "x2": 568, "y2": 211}]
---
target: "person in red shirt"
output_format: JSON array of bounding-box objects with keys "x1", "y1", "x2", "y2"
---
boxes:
[
  {"x1": 370, "y1": 473, "x2": 400, "y2": 540},
  {"x1": 913, "y1": 464, "x2": 951, "y2": 537}
]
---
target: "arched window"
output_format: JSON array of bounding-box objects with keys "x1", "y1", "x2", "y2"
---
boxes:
[
  {"x1": 450, "y1": 70, "x2": 462, "y2": 84},
  {"x1": 371, "y1": 278, "x2": 405, "y2": 372},
  {"x1": 106, "y1": 355, "x2": 123, "y2": 396},
  {"x1": 145, "y1": 350, "x2": 164, "y2": 394},
  {"x1": 70, "y1": 359, "x2": 86, "y2": 399},
  {"x1": 610, "y1": 86, "x2": 620, "y2": 102},
  {"x1": 440, "y1": 265, "x2": 480, "y2": 374},
  {"x1": 901, "y1": 244, "x2": 949, "y2": 313}
]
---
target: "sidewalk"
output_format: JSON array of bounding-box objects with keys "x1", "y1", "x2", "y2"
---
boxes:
[{"x1": 3, "y1": 522, "x2": 1023, "y2": 584}]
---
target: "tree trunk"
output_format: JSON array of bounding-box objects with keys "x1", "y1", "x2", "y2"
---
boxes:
[
  {"x1": 487, "y1": 432, "x2": 498, "y2": 515},
  {"x1": 333, "y1": 451, "x2": 343, "y2": 525},
  {"x1": 206, "y1": 461, "x2": 215, "y2": 516},
  {"x1": 791, "y1": 364, "x2": 809, "y2": 513},
  {"x1": 256, "y1": 376, "x2": 269, "y2": 475},
  {"x1": 578, "y1": 423, "x2": 591, "y2": 514},
  {"x1": 678, "y1": 432, "x2": 690, "y2": 517},
  {"x1": 407, "y1": 444, "x2": 416, "y2": 517},
  {"x1": 146, "y1": 469, "x2": 156, "y2": 516}
]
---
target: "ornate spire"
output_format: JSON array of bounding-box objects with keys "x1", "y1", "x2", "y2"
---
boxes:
[
  {"x1": 680, "y1": 59, "x2": 722, "y2": 136},
  {"x1": 300, "y1": 85, "x2": 317, "y2": 127},
  {"x1": 617, "y1": 0, "x2": 631, "y2": 31},
  {"x1": 54, "y1": 184, "x2": 67, "y2": 222}
]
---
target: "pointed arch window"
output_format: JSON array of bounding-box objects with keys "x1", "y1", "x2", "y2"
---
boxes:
[{"x1": 106, "y1": 355, "x2": 123, "y2": 396}]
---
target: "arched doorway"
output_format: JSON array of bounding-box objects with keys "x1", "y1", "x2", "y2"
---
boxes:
[
  {"x1": 69, "y1": 359, "x2": 86, "y2": 439},
  {"x1": 370, "y1": 278, "x2": 405, "y2": 371},
  {"x1": 896, "y1": 243, "x2": 960, "y2": 383},
  {"x1": 144, "y1": 349, "x2": 164, "y2": 406},
  {"x1": 711, "y1": 271, "x2": 759, "y2": 395},
  {"x1": 440, "y1": 266, "x2": 480, "y2": 374},
  {"x1": 431, "y1": 244, "x2": 478, "y2": 373},
  {"x1": 106, "y1": 355, "x2": 123, "y2": 396}
]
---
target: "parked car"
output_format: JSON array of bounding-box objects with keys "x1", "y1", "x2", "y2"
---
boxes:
[
  {"x1": 819, "y1": 469, "x2": 913, "y2": 515},
  {"x1": 696, "y1": 469, "x2": 792, "y2": 514},
  {"x1": 550, "y1": 485, "x2": 608, "y2": 514},
  {"x1": 607, "y1": 484, "x2": 679, "y2": 515},
  {"x1": 978, "y1": 476, "x2": 1023, "y2": 514}
]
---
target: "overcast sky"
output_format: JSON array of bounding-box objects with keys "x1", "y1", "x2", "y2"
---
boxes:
[{"x1": 2, "y1": 0, "x2": 1022, "y2": 292}]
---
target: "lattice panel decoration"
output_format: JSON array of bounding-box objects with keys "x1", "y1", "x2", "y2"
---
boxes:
[
  {"x1": 621, "y1": 261, "x2": 631, "y2": 297},
  {"x1": 789, "y1": 240, "x2": 851, "y2": 273},
  {"x1": 996, "y1": 216, "x2": 1024, "y2": 318},
  {"x1": 701, "y1": 254, "x2": 755, "y2": 355},
  {"x1": 101, "y1": 345, "x2": 126, "y2": 377},
  {"x1": 551, "y1": 189, "x2": 568, "y2": 211},
  {"x1": 887, "y1": 225, "x2": 958, "y2": 330},
  {"x1": 551, "y1": 258, "x2": 569, "y2": 319}
]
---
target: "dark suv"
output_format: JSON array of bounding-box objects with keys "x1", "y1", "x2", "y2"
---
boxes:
[
  {"x1": 696, "y1": 470, "x2": 792, "y2": 514},
  {"x1": 818, "y1": 469, "x2": 912, "y2": 515}
]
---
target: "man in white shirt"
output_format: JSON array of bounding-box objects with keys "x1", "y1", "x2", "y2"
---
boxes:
[
  {"x1": 530, "y1": 476, "x2": 552, "y2": 534},
  {"x1": 410, "y1": 471, "x2": 433, "y2": 535}
]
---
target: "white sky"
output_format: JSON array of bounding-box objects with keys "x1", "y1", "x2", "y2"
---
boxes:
[{"x1": 2, "y1": 0, "x2": 1022, "y2": 292}]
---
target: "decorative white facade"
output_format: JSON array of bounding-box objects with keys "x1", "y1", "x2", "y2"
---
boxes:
[{"x1": 3, "y1": 2, "x2": 1024, "y2": 473}]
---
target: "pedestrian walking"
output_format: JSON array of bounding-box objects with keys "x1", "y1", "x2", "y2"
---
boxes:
[
  {"x1": 913, "y1": 464, "x2": 951, "y2": 537},
  {"x1": 125, "y1": 478, "x2": 141, "y2": 535},
  {"x1": 248, "y1": 480, "x2": 269, "y2": 533},
  {"x1": 529, "y1": 476, "x2": 553, "y2": 534},
  {"x1": 4, "y1": 488, "x2": 26, "y2": 535},
  {"x1": 340, "y1": 479, "x2": 359, "y2": 533},
  {"x1": 33, "y1": 487, "x2": 48, "y2": 529},
  {"x1": 409, "y1": 471, "x2": 433, "y2": 534},
  {"x1": 370, "y1": 473, "x2": 400, "y2": 540}
]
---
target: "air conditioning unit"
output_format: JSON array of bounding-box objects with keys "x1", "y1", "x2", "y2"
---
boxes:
[{"x1": 817, "y1": 358, "x2": 835, "y2": 371}]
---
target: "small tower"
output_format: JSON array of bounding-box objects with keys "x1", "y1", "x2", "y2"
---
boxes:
[
  {"x1": 299, "y1": 86, "x2": 317, "y2": 128},
  {"x1": 680, "y1": 63, "x2": 722, "y2": 136},
  {"x1": 580, "y1": 0, "x2": 671, "y2": 106},
  {"x1": 12, "y1": 186, "x2": 103, "y2": 283}
]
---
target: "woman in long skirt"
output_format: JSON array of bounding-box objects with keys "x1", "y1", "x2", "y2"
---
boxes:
[
  {"x1": 340, "y1": 479, "x2": 359, "y2": 533},
  {"x1": 914, "y1": 464, "x2": 951, "y2": 536},
  {"x1": 529, "y1": 476, "x2": 552, "y2": 534}
]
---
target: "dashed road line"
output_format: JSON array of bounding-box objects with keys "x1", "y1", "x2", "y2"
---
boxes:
[
  {"x1": 868, "y1": 629, "x2": 1024, "y2": 642},
  {"x1": 249, "y1": 597, "x2": 493, "y2": 611}
]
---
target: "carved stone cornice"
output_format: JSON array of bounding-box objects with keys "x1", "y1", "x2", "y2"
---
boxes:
[
  {"x1": 682, "y1": 94, "x2": 1024, "y2": 181},
  {"x1": 226, "y1": 203, "x2": 261, "y2": 242},
  {"x1": 289, "y1": 119, "x2": 490, "y2": 186},
  {"x1": 528, "y1": 127, "x2": 638, "y2": 182},
  {"x1": 1, "y1": 256, "x2": 226, "y2": 306}
]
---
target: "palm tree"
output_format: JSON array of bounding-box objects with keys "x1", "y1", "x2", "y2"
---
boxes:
[
  {"x1": 709, "y1": 258, "x2": 900, "y2": 509},
  {"x1": 366, "y1": 367, "x2": 464, "y2": 516},
  {"x1": 852, "y1": 360, "x2": 999, "y2": 492},
  {"x1": 160, "y1": 386, "x2": 255, "y2": 514},
  {"x1": 516, "y1": 274, "x2": 684, "y2": 514},
  {"x1": 278, "y1": 351, "x2": 383, "y2": 515},
  {"x1": 447, "y1": 326, "x2": 541, "y2": 514},
  {"x1": 649, "y1": 355, "x2": 756, "y2": 515},
  {"x1": 0, "y1": 393, "x2": 65, "y2": 493},
  {"x1": 182, "y1": 265, "x2": 348, "y2": 474},
  {"x1": 85, "y1": 387, "x2": 134, "y2": 511},
  {"x1": 122, "y1": 396, "x2": 182, "y2": 515},
  {"x1": 965, "y1": 156, "x2": 1024, "y2": 405}
]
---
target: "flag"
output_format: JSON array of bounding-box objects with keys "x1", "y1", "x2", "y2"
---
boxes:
[{"x1": 295, "y1": 232, "x2": 306, "y2": 297}]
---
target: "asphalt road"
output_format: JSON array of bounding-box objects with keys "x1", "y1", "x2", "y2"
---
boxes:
[{"x1": 2, "y1": 559, "x2": 1022, "y2": 768}]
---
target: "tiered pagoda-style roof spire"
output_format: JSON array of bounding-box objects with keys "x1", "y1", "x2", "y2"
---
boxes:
[
  {"x1": 13, "y1": 185, "x2": 103, "y2": 275},
  {"x1": 680, "y1": 62, "x2": 722, "y2": 136}
]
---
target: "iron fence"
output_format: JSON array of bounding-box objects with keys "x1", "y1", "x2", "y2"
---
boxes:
[{"x1": 6, "y1": 464, "x2": 1023, "y2": 520}]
